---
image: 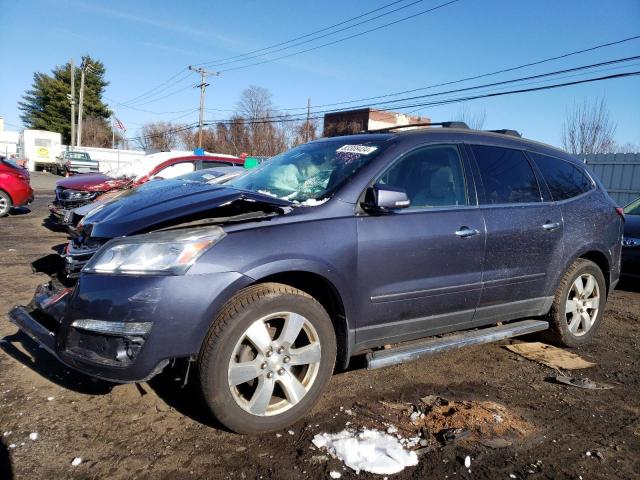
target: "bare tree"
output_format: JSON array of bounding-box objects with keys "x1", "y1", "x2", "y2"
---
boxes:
[
  {"x1": 81, "y1": 116, "x2": 121, "y2": 148},
  {"x1": 562, "y1": 98, "x2": 617, "y2": 155},
  {"x1": 136, "y1": 122, "x2": 179, "y2": 151},
  {"x1": 293, "y1": 116, "x2": 319, "y2": 146},
  {"x1": 455, "y1": 104, "x2": 486, "y2": 129},
  {"x1": 175, "y1": 86, "x2": 305, "y2": 157}
]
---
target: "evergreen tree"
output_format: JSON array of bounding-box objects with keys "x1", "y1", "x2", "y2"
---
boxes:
[{"x1": 18, "y1": 56, "x2": 111, "y2": 144}]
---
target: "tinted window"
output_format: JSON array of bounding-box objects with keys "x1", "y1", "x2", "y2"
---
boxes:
[
  {"x1": 529, "y1": 153, "x2": 593, "y2": 201},
  {"x1": 202, "y1": 160, "x2": 232, "y2": 168},
  {"x1": 379, "y1": 145, "x2": 467, "y2": 208},
  {"x1": 471, "y1": 145, "x2": 541, "y2": 204}
]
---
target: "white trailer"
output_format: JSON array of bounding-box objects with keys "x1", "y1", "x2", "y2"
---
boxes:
[{"x1": 20, "y1": 129, "x2": 62, "y2": 171}]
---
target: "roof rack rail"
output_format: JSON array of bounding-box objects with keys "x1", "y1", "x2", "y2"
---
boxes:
[
  {"x1": 486, "y1": 129, "x2": 522, "y2": 138},
  {"x1": 367, "y1": 121, "x2": 469, "y2": 133}
]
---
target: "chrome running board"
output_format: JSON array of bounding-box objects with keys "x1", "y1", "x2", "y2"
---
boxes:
[{"x1": 366, "y1": 319, "x2": 549, "y2": 369}]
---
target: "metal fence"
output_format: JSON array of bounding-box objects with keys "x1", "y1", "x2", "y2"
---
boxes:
[{"x1": 583, "y1": 153, "x2": 640, "y2": 206}]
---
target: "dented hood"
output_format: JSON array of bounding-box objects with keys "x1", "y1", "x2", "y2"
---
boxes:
[
  {"x1": 56, "y1": 173, "x2": 131, "y2": 191},
  {"x1": 81, "y1": 180, "x2": 291, "y2": 239}
]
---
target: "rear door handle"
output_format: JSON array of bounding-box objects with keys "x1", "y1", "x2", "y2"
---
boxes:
[
  {"x1": 455, "y1": 226, "x2": 480, "y2": 238},
  {"x1": 542, "y1": 221, "x2": 560, "y2": 231}
]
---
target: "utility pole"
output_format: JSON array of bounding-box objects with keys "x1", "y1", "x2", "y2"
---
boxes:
[
  {"x1": 188, "y1": 65, "x2": 219, "y2": 149},
  {"x1": 76, "y1": 61, "x2": 93, "y2": 147},
  {"x1": 67, "y1": 59, "x2": 76, "y2": 147}
]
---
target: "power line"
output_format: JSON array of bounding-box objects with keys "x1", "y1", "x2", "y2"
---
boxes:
[
  {"x1": 210, "y1": 55, "x2": 640, "y2": 122},
  {"x1": 104, "y1": 97, "x2": 198, "y2": 115},
  {"x1": 200, "y1": 0, "x2": 429, "y2": 68},
  {"x1": 110, "y1": 33, "x2": 640, "y2": 112},
  {"x1": 116, "y1": 1, "x2": 416, "y2": 107},
  {"x1": 117, "y1": 68, "x2": 189, "y2": 105},
  {"x1": 276, "y1": 34, "x2": 640, "y2": 111},
  {"x1": 196, "y1": 0, "x2": 411, "y2": 66},
  {"x1": 217, "y1": 0, "x2": 460, "y2": 72},
  {"x1": 124, "y1": 70, "x2": 639, "y2": 142}
]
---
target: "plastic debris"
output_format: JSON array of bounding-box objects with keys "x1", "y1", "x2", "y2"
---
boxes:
[
  {"x1": 439, "y1": 428, "x2": 470, "y2": 444},
  {"x1": 312, "y1": 428, "x2": 418, "y2": 475},
  {"x1": 554, "y1": 375, "x2": 614, "y2": 390}
]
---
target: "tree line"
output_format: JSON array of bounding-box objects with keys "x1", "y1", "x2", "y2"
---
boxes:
[{"x1": 135, "y1": 86, "x2": 319, "y2": 156}]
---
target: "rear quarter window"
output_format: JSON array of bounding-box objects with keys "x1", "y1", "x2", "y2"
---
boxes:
[
  {"x1": 201, "y1": 161, "x2": 233, "y2": 168},
  {"x1": 529, "y1": 153, "x2": 594, "y2": 201}
]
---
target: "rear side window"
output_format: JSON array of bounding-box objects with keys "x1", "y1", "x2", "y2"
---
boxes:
[
  {"x1": 471, "y1": 145, "x2": 541, "y2": 204},
  {"x1": 202, "y1": 160, "x2": 233, "y2": 168},
  {"x1": 529, "y1": 152, "x2": 593, "y2": 201},
  {"x1": 379, "y1": 145, "x2": 468, "y2": 208}
]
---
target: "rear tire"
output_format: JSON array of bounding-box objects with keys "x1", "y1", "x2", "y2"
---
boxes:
[
  {"x1": 542, "y1": 258, "x2": 606, "y2": 347},
  {"x1": 0, "y1": 190, "x2": 12, "y2": 217},
  {"x1": 198, "y1": 283, "x2": 336, "y2": 434}
]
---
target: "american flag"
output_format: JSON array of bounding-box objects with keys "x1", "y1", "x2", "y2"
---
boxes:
[{"x1": 113, "y1": 117, "x2": 126, "y2": 131}]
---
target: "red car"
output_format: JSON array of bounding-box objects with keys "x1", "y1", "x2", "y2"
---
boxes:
[
  {"x1": 50, "y1": 154, "x2": 243, "y2": 223},
  {"x1": 0, "y1": 156, "x2": 34, "y2": 217}
]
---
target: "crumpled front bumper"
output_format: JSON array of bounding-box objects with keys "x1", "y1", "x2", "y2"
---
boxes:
[
  {"x1": 8, "y1": 271, "x2": 254, "y2": 383},
  {"x1": 7, "y1": 282, "x2": 166, "y2": 383}
]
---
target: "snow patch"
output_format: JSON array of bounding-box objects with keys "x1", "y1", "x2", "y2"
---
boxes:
[
  {"x1": 329, "y1": 471, "x2": 342, "y2": 479},
  {"x1": 312, "y1": 429, "x2": 418, "y2": 475}
]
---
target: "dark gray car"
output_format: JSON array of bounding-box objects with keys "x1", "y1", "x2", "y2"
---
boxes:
[{"x1": 10, "y1": 125, "x2": 623, "y2": 434}]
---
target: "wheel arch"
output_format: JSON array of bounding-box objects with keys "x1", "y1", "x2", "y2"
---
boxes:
[
  {"x1": 578, "y1": 250, "x2": 611, "y2": 295},
  {"x1": 248, "y1": 270, "x2": 352, "y2": 370},
  {"x1": 0, "y1": 187, "x2": 14, "y2": 207}
]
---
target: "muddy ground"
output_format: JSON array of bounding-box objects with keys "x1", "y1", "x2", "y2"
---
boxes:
[{"x1": 1, "y1": 173, "x2": 639, "y2": 479}]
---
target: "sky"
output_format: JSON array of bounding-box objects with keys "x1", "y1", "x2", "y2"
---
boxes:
[{"x1": 0, "y1": 0, "x2": 639, "y2": 149}]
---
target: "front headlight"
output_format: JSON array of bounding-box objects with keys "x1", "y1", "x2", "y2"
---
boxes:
[
  {"x1": 623, "y1": 237, "x2": 640, "y2": 247},
  {"x1": 62, "y1": 189, "x2": 97, "y2": 201},
  {"x1": 82, "y1": 227, "x2": 226, "y2": 275}
]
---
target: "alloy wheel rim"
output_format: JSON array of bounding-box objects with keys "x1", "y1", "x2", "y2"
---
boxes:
[
  {"x1": 565, "y1": 273, "x2": 600, "y2": 337},
  {"x1": 0, "y1": 196, "x2": 8, "y2": 215},
  {"x1": 228, "y1": 311, "x2": 321, "y2": 416}
]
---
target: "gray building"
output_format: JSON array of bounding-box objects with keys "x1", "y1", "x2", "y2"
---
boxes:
[{"x1": 584, "y1": 153, "x2": 640, "y2": 206}]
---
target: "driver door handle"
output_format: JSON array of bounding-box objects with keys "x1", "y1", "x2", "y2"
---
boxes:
[
  {"x1": 542, "y1": 221, "x2": 560, "y2": 231},
  {"x1": 455, "y1": 227, "x2": 480, "y2": 238}
]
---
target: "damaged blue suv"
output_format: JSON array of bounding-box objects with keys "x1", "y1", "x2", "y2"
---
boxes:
[{"x1": 10, "y1": 123, "x2": 623, "y2": 433}]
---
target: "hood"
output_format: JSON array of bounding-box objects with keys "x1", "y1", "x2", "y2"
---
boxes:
[
  {"x1": 81, "y1": 180, "x2": 292, "y2": 239},
  {"x1": 56, "y1": 173, "x2": 131, "y2": 191},
  {"x1": 624, "y1": 214, "x2": 640, "y2": 238}
]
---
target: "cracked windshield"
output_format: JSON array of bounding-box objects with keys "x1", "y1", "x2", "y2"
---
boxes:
[{"x1": 228, "y1": 140, "x2": 385, "y2": 204}]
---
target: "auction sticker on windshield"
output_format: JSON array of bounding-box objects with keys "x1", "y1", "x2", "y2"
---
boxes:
[{"x1": 336, "y1": 145, "x2": 378, "y2": 155}]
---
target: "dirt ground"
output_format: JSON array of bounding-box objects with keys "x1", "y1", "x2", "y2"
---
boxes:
[{"x1": 1, "y1": 173, "x2": 639, "y2": 479}]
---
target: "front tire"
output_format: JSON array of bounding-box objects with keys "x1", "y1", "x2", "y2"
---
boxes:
[
  {"x1": 198, "y1": 283, "x2": 336, "y2": 434},
  {"x1": 0, "y1": 190, "x2": 12, "y2": 217},
  {"x1": 543, "y1": 258, "x2": 606, "y2": 347}
]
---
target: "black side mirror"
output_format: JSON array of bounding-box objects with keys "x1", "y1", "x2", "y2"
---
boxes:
[{"x1": 362, "y1": 184, "x2": 410, "y2": 213}]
